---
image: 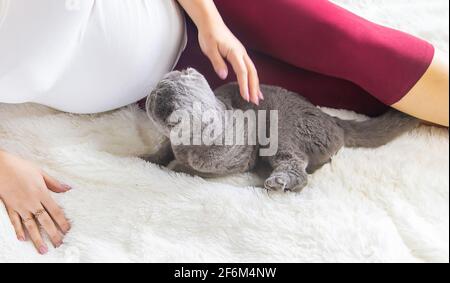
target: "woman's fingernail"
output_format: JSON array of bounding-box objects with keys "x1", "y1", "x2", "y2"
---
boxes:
[
  {"x1": 62, "y1": 184, "x2": 72, "y2": 191},
  {"x1": 218, "y1": 69, "x2": 228, "y2": 80},
  {"x1": 39, "y1": 246, "x2": 48, "y2": 255},
  {"x1": 259, "y1": 91, "x2": 264, "y2": 100},
  {"x1": 244, "y1": 91, "x2": 250, "y2": 102},
  {"x1": 62, "y1": 223, "x2": 71, "y2": 235},
  {"x1": 18, "y1": 236, "x2": 25, "y2": 242}
]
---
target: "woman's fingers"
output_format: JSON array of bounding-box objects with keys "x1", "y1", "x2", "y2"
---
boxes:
[
  {"x1": 199, "y1": 27, "x2": 261, "y2": 104},
  {"x1": 41, "y1": 172, "x2": 71, "y2": 233},
  {"x1": 34, "y1": 208, "x2": 64, "y2": 248},
  {"x1": 227, "y1": 50, "x2": 252, "y2": 103},
  {"x1": 6, "y1": 207, "x2": 26, "y2": 241},
  {"x1": 20, "y1": 212, "x2": 48, "y2": 255},
  {"x1": 41, "y1": 195, "x2": 71, "y2": 234},
  {"x1": 226, "y1": 49, "x2": 261, "y2": 105},
  {"x1": 244, "y1": 55, "x2": 263, "y2": 102},
  {"x1": 206, "y1": 47, "x2": 229, "y2": 80},
  {"x1": 42, "y1": 172, "x2": 71, "y2": 193},
  {"x1": 0, "y1": 152, "x2": 70, "y2": 255}
]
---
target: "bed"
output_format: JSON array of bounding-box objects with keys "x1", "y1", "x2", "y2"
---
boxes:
[{"x1": 0, "y1": 0, "x2": 448, "y2": 263}]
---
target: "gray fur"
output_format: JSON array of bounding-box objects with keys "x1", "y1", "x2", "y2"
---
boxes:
[{"x1": 143, "y1": 68, "x2": 419, "y2": 192}]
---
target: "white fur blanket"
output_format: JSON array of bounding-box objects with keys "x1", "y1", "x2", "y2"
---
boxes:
[{"x1": 0, "y1": 0, "x2": 448, "y2": 263}]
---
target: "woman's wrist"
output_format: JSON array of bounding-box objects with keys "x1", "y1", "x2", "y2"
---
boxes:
[
  {"x1": 198, "y1": 17, "x2": 227, "y2": 37},
  {"x1": 196, "y1": 9, "x2": 225, "y2": 34},
  {"x1": 177, "y1": 0, "x2": 225, "y2": 33}
]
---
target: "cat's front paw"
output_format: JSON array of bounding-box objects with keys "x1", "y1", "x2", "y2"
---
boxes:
[{"x1": 264, "y1": 172, "x2": 307, "y2": 192}]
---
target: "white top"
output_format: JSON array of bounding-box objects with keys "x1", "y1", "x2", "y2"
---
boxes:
[{"x1": 0, "y1": 0, "x2": 187, "y2": 113}]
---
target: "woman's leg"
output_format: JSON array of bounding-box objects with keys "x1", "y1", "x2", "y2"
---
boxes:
[
  {"x1": 393, "y1": 51, "x2": 449, "y2": 126},
  {"x1": 176, "y1": 20, "x2": 388, "y2": 116},
  {"x1": 212, "y1": 0, "x2": 448, "y2": 125}
]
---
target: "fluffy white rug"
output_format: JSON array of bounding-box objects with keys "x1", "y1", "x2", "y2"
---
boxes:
[{"x1": 0, "y1": 0, "x2": 448, "y2": 263}]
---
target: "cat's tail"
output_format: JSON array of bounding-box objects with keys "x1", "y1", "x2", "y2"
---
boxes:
[{"x1": 335, "y1": 110, "x2": 420, "y2": 148}]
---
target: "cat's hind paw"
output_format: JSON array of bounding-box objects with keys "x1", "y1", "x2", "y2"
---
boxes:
[{"x1": 264, "y1": 175, "x2": 288, "y2": 191}]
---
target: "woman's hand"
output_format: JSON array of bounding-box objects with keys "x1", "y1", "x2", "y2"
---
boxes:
[
  {"x1": 0, "y1": 150, "x2": 71, "y2": 255},
  {"x1": 176, "y1": 0, "x2": 263, "y2": 105},
  {"x1": 198, "y1": 22, "x2": 263, "y2": 105}
]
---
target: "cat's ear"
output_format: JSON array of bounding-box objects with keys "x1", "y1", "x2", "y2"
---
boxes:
[
  {"x1": 185, "y1": 68, "x2": 199, "y2": 75},
  {"x1": 145, "y1": 91, "x2": 157, "y2": 119}
]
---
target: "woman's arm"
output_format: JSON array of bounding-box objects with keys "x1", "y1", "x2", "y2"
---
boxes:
[
  {"x1": 0, "y1": 149, "x2": 71, "y2": 254},
  {"x1": 177, "y1": 0, "x2": 263, "y2": 105}
]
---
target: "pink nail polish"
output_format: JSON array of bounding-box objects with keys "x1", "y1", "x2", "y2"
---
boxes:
[
  {"x1": 250, "y1": 95, "x2": 259, "y2": 105},
  {"x1": 245, "y1": 91, "x2": 250, "y2": 102},
  {"x1": 62, "y1": 184, "x2": 72, "y2": 191},
  {"x1": 218, "y1": 69, "x2": 228, "y2": 80},
  {"x1": 259, "y1": 91, "x2": 264, "y2": 100},
  {"x1": 39, "y1": 246, "x2": 48, "y2": 255},
  {"x1": 18, "y1": 236, "x2": 25, "y2": 242}
]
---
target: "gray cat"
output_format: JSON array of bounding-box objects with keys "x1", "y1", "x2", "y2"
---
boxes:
[{"x1": 143, "y1": 68, "x2": 419, "y2": 192}]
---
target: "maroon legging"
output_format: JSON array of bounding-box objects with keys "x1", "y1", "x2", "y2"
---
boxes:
[{"x1": 175, "y1": 0, "x2": 434, "y2": 116}]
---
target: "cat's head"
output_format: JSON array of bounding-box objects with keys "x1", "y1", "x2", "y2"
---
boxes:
[{"x1": 146, "y1": 68, "x2": 222, "y2": 136}]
